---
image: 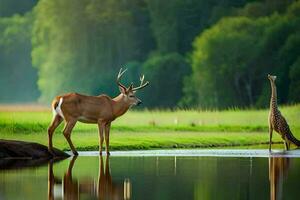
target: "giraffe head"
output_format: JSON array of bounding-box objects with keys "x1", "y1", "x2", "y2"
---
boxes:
[{"x1": 268, "y1": 74, "x2": 277, "y2": 82}]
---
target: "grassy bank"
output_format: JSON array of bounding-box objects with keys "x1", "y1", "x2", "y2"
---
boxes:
[
  {"x1": 0, "y1": 104, "x2": 299, "y2": 150},
  {"x1": 0, "y1": 131, "x2": 284, "y2": 151}
]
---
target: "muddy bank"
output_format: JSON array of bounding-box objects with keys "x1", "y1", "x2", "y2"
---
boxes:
[{"x1": 0, "y1": 139, "x2": 69, "y2": 159}]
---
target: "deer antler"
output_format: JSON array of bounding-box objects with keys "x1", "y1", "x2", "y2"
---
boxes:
[
  {"x1": 132, "y1": 74, "x2": 149, "y2": 91},
  {"x1": 116, "y1": 68, "x2": 128, "y2": 90}
]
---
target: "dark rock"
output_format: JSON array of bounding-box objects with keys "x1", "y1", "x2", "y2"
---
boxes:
[{"x1": 0, "y1": 139, "x2": 70, "y2": 159}]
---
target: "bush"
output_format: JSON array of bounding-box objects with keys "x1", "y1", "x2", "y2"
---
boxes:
[{"x1": 140, "y1": 53, "x2": 190, "y2": 108}]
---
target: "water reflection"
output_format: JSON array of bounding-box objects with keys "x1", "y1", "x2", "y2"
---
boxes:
[
  {"x1": 0, "y1": 157, "x2": 59, "y2": 170},
  {"x1": 1, "y1": 156, "x2": 300, "y2": 199},
  {"x1": 269, "y1": 157, "x2": 290, "y2": 200},
  {"x1": 48, "y1": 156, "x2": 131, "y2": 200}
]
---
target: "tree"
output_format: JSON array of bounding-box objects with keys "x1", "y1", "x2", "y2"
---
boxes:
[
  {"x1": 0, "y1": 13, "x2": 39, "y2": 102},
  {"x1": 0, "y1": 0, "x2": 38, "y2": 17},
  {"x1": 183, "y1": 17, "x2": 267, "y2": 108},
  {"x1": 289, "y1": 58, "x2": 300, "y2": 102},
  {"x1": 141, "y1": 53, "x2": 190, "y2": 108},
  {"x1": 183, "y1": 0, "x2": 300, "y2": 108},
  {"x1": 147, "y1": 0, "x2": 248, "y2": 55},
  {"x1": 32, "y1": 0, "x2": 154, "y2": 102}
]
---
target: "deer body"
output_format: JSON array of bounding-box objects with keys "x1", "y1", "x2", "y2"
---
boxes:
[
  {"x1": 268, "y1": 74, "x2": 300, "y2": 151},
  {"x1": 48, "y1": 69, "x2": 149, "y2": 156},
  {"x1": 53, "y1": 93, "x2": 129, "y2": 123}
]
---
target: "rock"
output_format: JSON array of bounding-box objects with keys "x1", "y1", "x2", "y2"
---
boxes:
[{"x1": 0, "y1": 139, "x2": 69, "y2": 159}]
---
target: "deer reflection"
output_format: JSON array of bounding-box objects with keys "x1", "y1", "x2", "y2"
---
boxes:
[
  {"x1": 269, "y1": 157, "x2": 290, "y2": 200},
  {"x1": 48, "y1": 156, "x2": 131, "y2": 200}
]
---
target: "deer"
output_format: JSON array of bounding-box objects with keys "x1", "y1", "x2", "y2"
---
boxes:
[
  {"x1": 48, "y1": 156, "x2": 131, "y2": 200},
  {"x1": 47, "y1": 68, "x2": 149, "y2": 156}
]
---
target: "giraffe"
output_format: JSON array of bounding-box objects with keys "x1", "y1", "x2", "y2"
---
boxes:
[{"x1": 268, "y1": 74, "x2": 300, "y2": 151}]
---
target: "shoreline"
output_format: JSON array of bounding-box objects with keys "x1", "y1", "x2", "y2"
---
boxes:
[{"x1": 68, "y1": 149, "x2": 300, "y2": 158}]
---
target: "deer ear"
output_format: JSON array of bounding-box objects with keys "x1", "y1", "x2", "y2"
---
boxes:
[{"x1": 119, "y1": 86, "x2": 126, "y2": 94}]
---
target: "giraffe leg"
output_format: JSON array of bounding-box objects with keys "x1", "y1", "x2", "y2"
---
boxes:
[
  {"x1": 63, "y1": 120, "x2": 78, "y2": 155},
  {"x1": 48, "y1": 115, "x2": 63, "y2": 155},
  {"x1": 269, "y1": 127, "x2": 273, "y2": 152},
  {"x1": 284, "y1": 137, "x2": 290, "y2": 151},
  {"x1": 284, "y1": 140, "x2": 288, "y2": 151}
]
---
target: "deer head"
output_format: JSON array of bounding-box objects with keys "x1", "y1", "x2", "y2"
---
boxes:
[{"x1": 116, "y1": 68, "x2": 149, "y2": 106}]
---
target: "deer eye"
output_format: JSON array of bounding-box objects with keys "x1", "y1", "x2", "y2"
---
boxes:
[{"x1": 129, "y1": 95, "x2": 135, "y2": 98}]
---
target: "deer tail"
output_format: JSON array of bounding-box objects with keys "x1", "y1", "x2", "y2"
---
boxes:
[{"x1": 51, "y1": 97, "x2": 65, "y2": 119}]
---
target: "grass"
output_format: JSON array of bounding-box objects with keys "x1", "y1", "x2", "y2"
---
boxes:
[
  {"x1": 0, "y1": 104, "x2": 299, "y2": 151},
  {"x1": 0, "y1": 131, "x2": 284, "y2": 151}
]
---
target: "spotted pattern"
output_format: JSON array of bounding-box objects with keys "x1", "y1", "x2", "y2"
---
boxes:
[{"x1": 269, "y1": 79, "x2": 300, "y2": 147}]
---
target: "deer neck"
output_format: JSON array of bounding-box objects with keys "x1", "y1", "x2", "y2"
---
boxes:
[
  {"x1": 112, "y1": 94, "x2": 131, "y2": 118},
  {"x1": 269, "y1": 80, "x2": 278, "y2": 113}
]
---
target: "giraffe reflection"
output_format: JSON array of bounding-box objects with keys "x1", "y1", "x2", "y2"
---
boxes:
[
  {"x1": 48, "y1": 156, "x2": 131, "y2": 200},
  {"x1": 269, "y1": 157, "x2": 290, "y2": 200}
]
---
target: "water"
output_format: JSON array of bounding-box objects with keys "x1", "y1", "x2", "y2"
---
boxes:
[{"x1": 0, "y1": 154, "x2": 299, "y2": 200}]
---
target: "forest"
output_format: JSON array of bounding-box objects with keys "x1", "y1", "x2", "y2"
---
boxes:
[{"x1": 0, "y1": 0, "x2": 299, "y2": 109}]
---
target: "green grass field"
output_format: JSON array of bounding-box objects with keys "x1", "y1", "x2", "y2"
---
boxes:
[{"x1": 0, "y1": 104, "x2": 299, "y2": 151}]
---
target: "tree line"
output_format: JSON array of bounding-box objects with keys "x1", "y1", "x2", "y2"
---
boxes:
[{"x1": 0, "y1": 0, "x2": 299, "y2": 109}]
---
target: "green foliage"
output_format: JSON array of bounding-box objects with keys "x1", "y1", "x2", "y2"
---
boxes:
[
  {"x1": 185, "y1": 1, "x2": 300, "y2": 109},
  {"x1": 239, "y1": 0, "x2": 293, "y2": 17},
  {"x1": 147, "y1": 0, "x2": 248, "y2": 54},
  {"x1": 0, "y1": 0, "x2": 37, "y2": 17},
  {"x1": 289, "y1": 58, "x2": 300, "y2": 102},
  {"x1": 0, "y1": 13, "x2": 39, "y2": 102},
  {"x1": 31, "y1": 0, "x2": 249, "y2": 104},
  {"x1": 141, "y1": 53, "x2": 190, "y2": 108},
  {"x1": 32, "y1": 0, "x2": 154, "y2": 102},
  {"x1": 0, "y1": 0, "x2": 299, "y2": 109},
  {"x1": 186, "y1": 16, "x2": 266, "y2": 108}
]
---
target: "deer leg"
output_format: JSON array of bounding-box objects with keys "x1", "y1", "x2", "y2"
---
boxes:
[
  {"x1": 48, "y1": 115, "x2": 63, "y2": 154},
  {"x1": 98, "y1": 122, "x2": 104, "y2": 155},
  {"x1": 66, "y1": 156, "x2": 77, "y2": 179},
  {"x1": 63, "y1": 120, "x2": 78, "y2": 155},
  {"x1": 104, "y1": 123, "x2": 111, "y2": 155},
  {"x1": 98, "y1": 155, "x2": 105, "y2": 198},
  {"x1": 48, "y1": 160, "x2": 55, "y2": 200},
  {"x1": 105, "y1": 155, "x2": 112, "y2": 189}
]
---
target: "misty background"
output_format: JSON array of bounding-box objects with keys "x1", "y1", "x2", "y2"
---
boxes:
[{"x1": 0, "y1": 0, "x2": 299, "y2": 109}]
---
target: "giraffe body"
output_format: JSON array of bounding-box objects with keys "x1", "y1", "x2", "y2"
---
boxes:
[{"x1": 268, "y1": 74, "x2": 300, "y2": 151}]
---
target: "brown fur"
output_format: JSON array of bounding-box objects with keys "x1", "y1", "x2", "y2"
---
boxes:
[
  {"x1": 48, "y1": 69, "x2": 148, "y2": 156},
  {"x1": 48, "y1": 91, "x2": 143, "y2": 155}
]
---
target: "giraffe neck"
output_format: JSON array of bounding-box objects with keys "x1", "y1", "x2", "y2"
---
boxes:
[{"x1": 270, "y1": 80, "x2": 278, "y2": 113}]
